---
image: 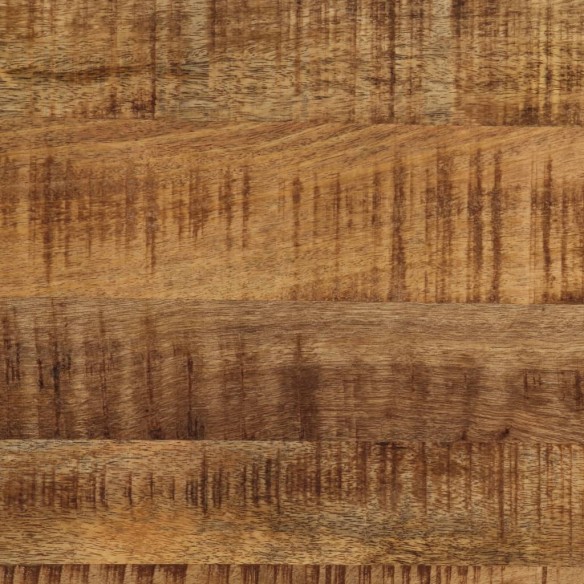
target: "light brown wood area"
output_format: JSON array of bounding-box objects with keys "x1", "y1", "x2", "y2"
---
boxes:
[
  {"x1": 2, "y1": 0, "x2": 584, "y2": 125},
  {"x1": 0, "y1": 440, "x2": 583, "y2": 564},
  {"x1": 3, "y1": 0, "x2": 584, "y2": 576},
  {"x1": 2, "y1": 122, "x2": 584, "y2": 302},
  {"x1": 1, "y1": 565, "x2": 582, "y2": 584},
  {"x1": 2, "y1": 300, "x2": 584, "y2": 442}
]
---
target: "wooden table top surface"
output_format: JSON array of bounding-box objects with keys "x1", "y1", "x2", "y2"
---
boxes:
[{"x1": 1, "y1": 0, "x2": 584, "y2": 581}]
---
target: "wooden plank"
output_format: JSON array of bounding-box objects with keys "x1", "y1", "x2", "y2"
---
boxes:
[
  {"x1": 2, "y1": 122, "x2": 584, "y2": 301},
  {"x1": 1, "y1": 440, "x2": 584, "y2": 564},
  {"x1": 2, "y1": 0, "x2": 583, "y2": 125},
  {"x1": 3, "y1": 300, "x2": 584, "y2": 442},
  {"x1": 0, "y1": 565, "x2": 582, "y2": 584}
]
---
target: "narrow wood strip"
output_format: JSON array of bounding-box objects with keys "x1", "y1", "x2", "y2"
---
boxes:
[
  {"x1": 0, "y1": 565, "x2": 581, "y2": 584},
  {"x1": 2, "y1": 122, "x2": 584, "y2": 302},
  {"x1": 2, "y1": 300, "x2": 584, "y2": 441},
  {"x1": 1, "y1": 441, "x2": 584, "y2": 564},
  {"x1": 2, "y1": 0, "x2": 583, "y2": 125}
]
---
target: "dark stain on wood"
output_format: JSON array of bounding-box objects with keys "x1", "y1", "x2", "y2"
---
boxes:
[
  {"x1": 242, "y1": 167, "x2": 251, "y2": 249},
  {"x1": 542, "y1": 158, "x2": 554, "y2": 301},
  {"x1": 293, "y1": 176, "x2": 303, "y2": 258},
  {"x1": 467, "y1": 149, "x2": 483, "y2": 302},
  {"x1": 389, "y1": 158, "x2": 407, "y2": 301},
  {"x1": 490, "y1": 151, "x2": 503, "y2": 303},
  {"x1": 436, "y1": 152, "x2": 455, "y2": 303}
]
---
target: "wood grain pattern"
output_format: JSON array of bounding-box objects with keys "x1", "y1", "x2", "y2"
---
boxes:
[
  {"x1": 2, "y1": 0, "x2": 584, "y2": 125},
  {"x1": 1, "y1": 565, "x2": 583, "y2": 584},
  {"x1": 3, "y1": 0, "x2": 584, "y2": 573},
  {"x1": 3, "y1": 122, "x2": 584, "y2": 301},
  {"x1": 1, "y1": 440, "x2": 584, "y2": 564},
  {"x1": 3, "y1": 300, "x2": 584, "y2": 442}
]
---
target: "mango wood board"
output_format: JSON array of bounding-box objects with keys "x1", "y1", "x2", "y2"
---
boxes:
[
  {"x1": 2, "y1": 122, "x2": 584, "y2": 302},
  {"x1": 1, "y1": 565, "x2": 582, "y2": 584},
  {"x1": 1, "y1": 440, "x2": 584, "y2": 564},
  {"x1": 1, "y1": 0, "x2": 584, "y2": 125},
  {"x1": 1, "y1": 300, "x2": 584, "y2": 442}
]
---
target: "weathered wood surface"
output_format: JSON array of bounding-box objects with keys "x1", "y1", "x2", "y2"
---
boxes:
[
  {"x1": 1, "y1": 0, "x2": 584, "y2": 125},
  {"x1": 3, "y1": 122, "x2": 584, "y2": 302},
  {"x1": 2, "y1": 300, "x2": 584, "y2": 442},
  {"x1": 1, "y1": 565, "x2": 582, "y2": 584},
  {"x1": 1, "y1": 440, "x2": 584, "y2": 564},
  {"x1": 3, "y1": 0, "x2": 584, "y2": 574}
]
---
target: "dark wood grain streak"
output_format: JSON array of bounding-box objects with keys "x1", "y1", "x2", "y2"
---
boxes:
[
  {"x1": 0, "y1": 565, "x2": 582, "y2": 584},
  {"x1": 2, "y1": 301, "x2": 584, "y2": 441},
  {"x1": 2, "y1": 0, "x2": 584, "y2": 125},
  {"x1": 3, "y1": 122, "x2": 584, "y2": 301},
  {"x1": 1, "y1": 440, "x2": 584, "y2": 564}
]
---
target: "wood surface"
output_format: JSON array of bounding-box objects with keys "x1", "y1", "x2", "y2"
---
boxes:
[
  {"x1": 2, "y1": 0, "x2": 584, "y2": 578},
  {"x1": 1, "y1": 440, "x2": 584, "y2": 564},
  {"x1": 2, "y1": 0, "x2": 584, "y2": 125},
  {"x1": 3, "y1": 122, "x2": 584, "y2": 302},
  {"x1": 2, "y1": 300, "x2": 584, "y2": 442},
  {"x1": 1, "y1": 565, "x2": 583, "y2": 584}
]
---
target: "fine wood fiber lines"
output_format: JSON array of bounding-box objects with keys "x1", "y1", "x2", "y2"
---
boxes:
[
  {"x1": 1, "y1": 125, "x2": 584, "y2": 301},
  {"x1": 2, "y1": 0, "x2": 584, "y2": 124},
  {"x1": 1, "y1": 442, "x2": 584, "y2": 563},
  {"x1": 4, "y1": 300, "x2": 584, "y2": 441},
  {"x1": 2, "y1": 565, "x2": 581, "y2": 584},
  {"x1": 2, "y1": 0, "x2": 584, "y2": 577}
]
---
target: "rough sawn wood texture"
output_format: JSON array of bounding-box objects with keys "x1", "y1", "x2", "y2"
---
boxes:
[
  {"x1": 2, "y1": 122, "x2": 584, "y2": 302},
  {"x1": 2, "y1": 565, "x2": 583, "y2": 584},
  {"x1": 1, "y1": 300, "x2": 584, "y2": 442},
  {"x1": 1, "y1": 0, "x2": 584, "y2": 579},
  {"x1": 2, "y1": 0, "x2": 584, "y2": 125},
  {"x1": 1, "y1": 440, "x2": 584, "y2": 564}
]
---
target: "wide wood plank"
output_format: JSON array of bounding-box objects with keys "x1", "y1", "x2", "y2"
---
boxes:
[
  {"x1": 1, "y1": 440, "x2": 584, "y2": 564},
  {"x1": 2, "y1": 122, "x2": 584, "y2": 301},
  {"x1": 2, "y1": 0, "x2": 583, "y2": 125},
  {"x1": 2, "y1": 300, "x2": 584, "y2": 441},
  {"x1": 1, "y1": 565, "x2": 581, "y2": 584}
]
